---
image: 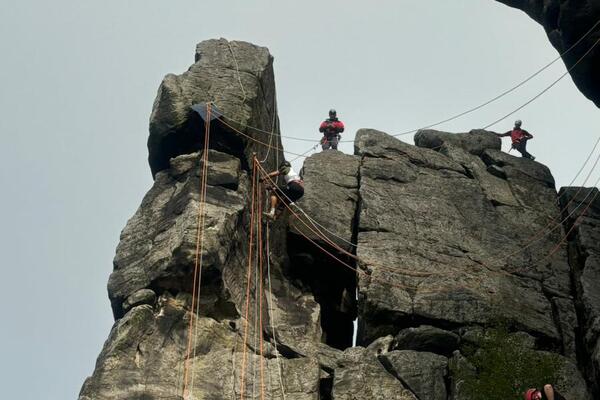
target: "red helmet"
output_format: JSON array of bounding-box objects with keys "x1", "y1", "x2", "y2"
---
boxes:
[{"x1": 524, "y1": 389, "x2": 536, "y2": 400}]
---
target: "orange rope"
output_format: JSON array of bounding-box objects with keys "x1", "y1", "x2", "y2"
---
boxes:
[
  {"x1": 257, "y1": 161, "x2": 600, "y2": 299},
  {"x1": 224, "y1": 111, "x2": 600, "y2": 270},
  {"x1": 182, "y1": 105, "x2": 212, "y2": 399},
  {"x1": 257, "y1": 157, "x2": 266, "y2": 400},
  {"x1": 239, "y1": 160, "x2": 258, "y2": 400},
  {"x1": 256, "y1": 164, "x2": 443, "y2": 293},
  {"x1": 255, "y1": 163, "x2": 455, "y2": 280}
]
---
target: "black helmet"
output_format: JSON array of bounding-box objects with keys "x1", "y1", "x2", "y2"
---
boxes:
[
  {"x1": 279, "y1": 161, "x2": 291, "y2": 171},
  {"x1": 329, "y1": 109, "x2": 337, "y2": 118}
]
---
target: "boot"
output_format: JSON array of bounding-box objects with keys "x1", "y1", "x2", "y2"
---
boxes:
[{"x1": 263, "y1": 208, "x2": 276, "y2": 220}]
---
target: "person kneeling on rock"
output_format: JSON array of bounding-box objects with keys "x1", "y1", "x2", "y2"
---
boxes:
[
  {"x1": 261, "y1": 161, "x2": 304, "y2": 220},
  {"x1": 319, "y1": 109, "x2": 345, "y2": 151},
  {"x1": 524, "y1": 384, "x2": 566, "y2": 400},
  {"x1": 495, "y1": 119, "x2": 536, "y2": 160}
]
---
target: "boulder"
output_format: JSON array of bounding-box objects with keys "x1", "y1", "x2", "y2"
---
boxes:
[
  {"x1": 122, "y1": 288, "x2": 157, "y2": 313},
  {"x1": 394, "y1": 325, "x2": 460, "y2": 356},
  {"x1": 148, "y1": 38, "x2": 283, "y2": 177},
  {"x1": 108, "y1": 150, "x2": 247, "y2": 319},
  {"x1": 414, "y1": 129, "x2": 500, "y2": 155},
  {"x1": 354, "y1": 128, "x2": 570, "y2": 345},
  {"x1": 331, "y1": 347, "x2": 417, "y2": 400},
  {"x1": 381, "y1": 350, "x2": 449, "y2": 400},
  {"x1": 289, "y1": 151, "x2": 361, "y2": 252}
]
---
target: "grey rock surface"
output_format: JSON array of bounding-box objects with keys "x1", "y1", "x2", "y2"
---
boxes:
[
  {"x1": 122, "y1": 288, "x2": 157, "y2": 313},
  {"x1": 289, "y1": 151, "x2": 360, "y2": 252},
  {"x1": 559, "y1": 187, "x2": 600, "y2": 393},
  {"x1": 108, "y1": 150, "x2": 248, "y2": 319},
  {"x1": 414, "y1": 129, "x2": 501, "y2": 156},
  {"x1": 394, "y1": 325, "x2": 460, "y2": 356},
  {"x1": 82, "y1": 40, "x2": 326, "y2": 399},
  {"x1": 354, "y1": 128, "x2": 569, "y2": 346},
  {"x1": 148, "y1": 38, "x2": 283, "y2": 177},
  {"x1": 381, "y1": 350, "x2": 448, "y2": 400},
  {"x1": 331, "y1": 348, "x2": 417, "y2": 400}
]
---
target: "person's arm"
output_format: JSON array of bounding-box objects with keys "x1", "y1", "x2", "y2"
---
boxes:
[
  {"x1": 543, "y1": 384, "x2": 555, "y2": 400},
  {"x1": 260, "y1": 170, "x2": 280, "y2": 182},
  {"x1": 496, "y1": 130, "x2": 511, "y2": 137},
  {"x1": 336, "y1": 121, "x2": 345, "y2": 133},
  {"x1": 523, "y1": 129, "x2": 533, "y2": 140},
  {"x1": 319, "y1": 121, "x2": 327, "y2": 133}
]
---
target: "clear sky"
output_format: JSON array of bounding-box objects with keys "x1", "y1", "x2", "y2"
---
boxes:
[{"x1": 1, "y1": 1, "x2": 599, "y2": 399}]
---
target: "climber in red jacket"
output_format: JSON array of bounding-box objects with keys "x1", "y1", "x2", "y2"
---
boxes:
[
  {"x1": 319, "y1": 109, "x2": 345, "y2": 150},
  {"x1": 524, "y1": 384, "x2": 566, "y2": 400},
  {"x1": 496, "y1": 120, "x2": 535, "y2": 160}
]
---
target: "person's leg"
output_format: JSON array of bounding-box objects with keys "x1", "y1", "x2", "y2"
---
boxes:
[
  {"x1": 515, "y1": 142, "x2": 534, "y2": 159},
  {"x1": 521, "y1": 141, "x2": 535, "y2": 160},
  {"x1": 330, "y1": 135, "x2": 339, "y2": 150},
  {"x1": 321, "y1": 137, "x2": 330, "y2": 151},
  {"x1": 264, "y1": 191, "x2": 279, "y2": 219},
  {"x1": 281, "y1": 182, "x2": 304, "y2": 206}
]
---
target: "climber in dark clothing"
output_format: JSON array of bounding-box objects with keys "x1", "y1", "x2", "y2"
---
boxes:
[
  {"x1": 261, "y1": 161, "x2": 304, "y2": 220},
  {"x1": 496, "y1": 119, "x2": 535, "y2": 160},
  {"x1": 319, "y1": 109, "x2": 345, "y2": 150},
  {"x1": 524, "y1": 384, "x2": 567, "y2": 400}
]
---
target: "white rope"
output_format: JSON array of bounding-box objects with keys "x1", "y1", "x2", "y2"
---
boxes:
[
  {"x1": 228, "y1": 42, "x2": 247, "y2": 104},
  {"x1": 211, "y1": 20, "x2": 600, "y2": 144},
  {"x1": 482, "y1": 37, "x2": 600, "y2": 130},
  {"x1": 289, "y1": 143, "x2": 319, "y2": 163},
  {"x1": 295, "y1": 205, "x2": 358, "y2": 248}
]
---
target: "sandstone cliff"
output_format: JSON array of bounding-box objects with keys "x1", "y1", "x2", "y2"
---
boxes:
[{"x1": 80, "y1": 39, "x2": 600, "y2": 400}]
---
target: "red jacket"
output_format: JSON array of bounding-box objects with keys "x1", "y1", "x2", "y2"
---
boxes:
[
  {"x1": 499, "y1": 128, "x2": 533, "y2": 144},
  {"x1": 319, "y1": 119, "x2": 345, "y2": 137}
]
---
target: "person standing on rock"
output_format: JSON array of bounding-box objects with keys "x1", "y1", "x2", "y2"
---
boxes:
[
  {"x1": 524, "y1": 384, "x2": 566, "y2": 400},
  {"x1": 261, "y1": 161, "x2": 304, "y2": 220},
  {"x1": 319, "y1": 109, "x2": 345, "y2": 150},
  {"x1": 496, "y1": 120, "x2": 535, "y2": 160}
]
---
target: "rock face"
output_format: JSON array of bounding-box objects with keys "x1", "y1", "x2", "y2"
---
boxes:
[
  {"x1": 495, "y1": 0, "x2": 600, "y2": 108},
  {"x1": 559, "y1": 187, "x2": 600, "y2": 394},
  {"x1": 148, "y1": 38, "x2": 283, "y2": 177},
  {"x1": 81, "y1": 40, "x2": 600, "y2": 400},
  {"x1": 355, "y1": 128, "x2": 566, "y2": 345}
]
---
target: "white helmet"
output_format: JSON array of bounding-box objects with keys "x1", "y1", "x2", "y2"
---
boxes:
[{"x1": 515, "y1": 119, "x2": 522, "y2": 127}]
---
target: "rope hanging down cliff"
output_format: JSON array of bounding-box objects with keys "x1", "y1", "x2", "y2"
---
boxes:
[{"x1": 182, "y1": 104, "x2": 212, "y2": 400}]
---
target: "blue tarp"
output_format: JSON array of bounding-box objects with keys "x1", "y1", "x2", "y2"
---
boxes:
[{"x1": 191, "y1": 102, "x2": 223, "y2": 121}]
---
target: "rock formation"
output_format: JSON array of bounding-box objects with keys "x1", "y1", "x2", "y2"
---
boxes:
[
  {"x1": 495, "y1": 0, "x2": 600, "y2": 108},
  {"x1": 80, "y1": 39, "x2": 600, "y2": 399}
]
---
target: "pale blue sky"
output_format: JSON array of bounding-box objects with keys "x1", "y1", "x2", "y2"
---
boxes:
[{"x1": 1, "y1": 1, "x2": 599, "y2": 399}]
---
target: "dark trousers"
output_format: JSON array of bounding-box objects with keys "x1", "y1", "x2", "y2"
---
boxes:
[
  {"x1": 513, "y1": 141, "x2": 534, "y2": 159},
  {"x1": 322, "y1": 135, "x2": 340, "y2": 150}
]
